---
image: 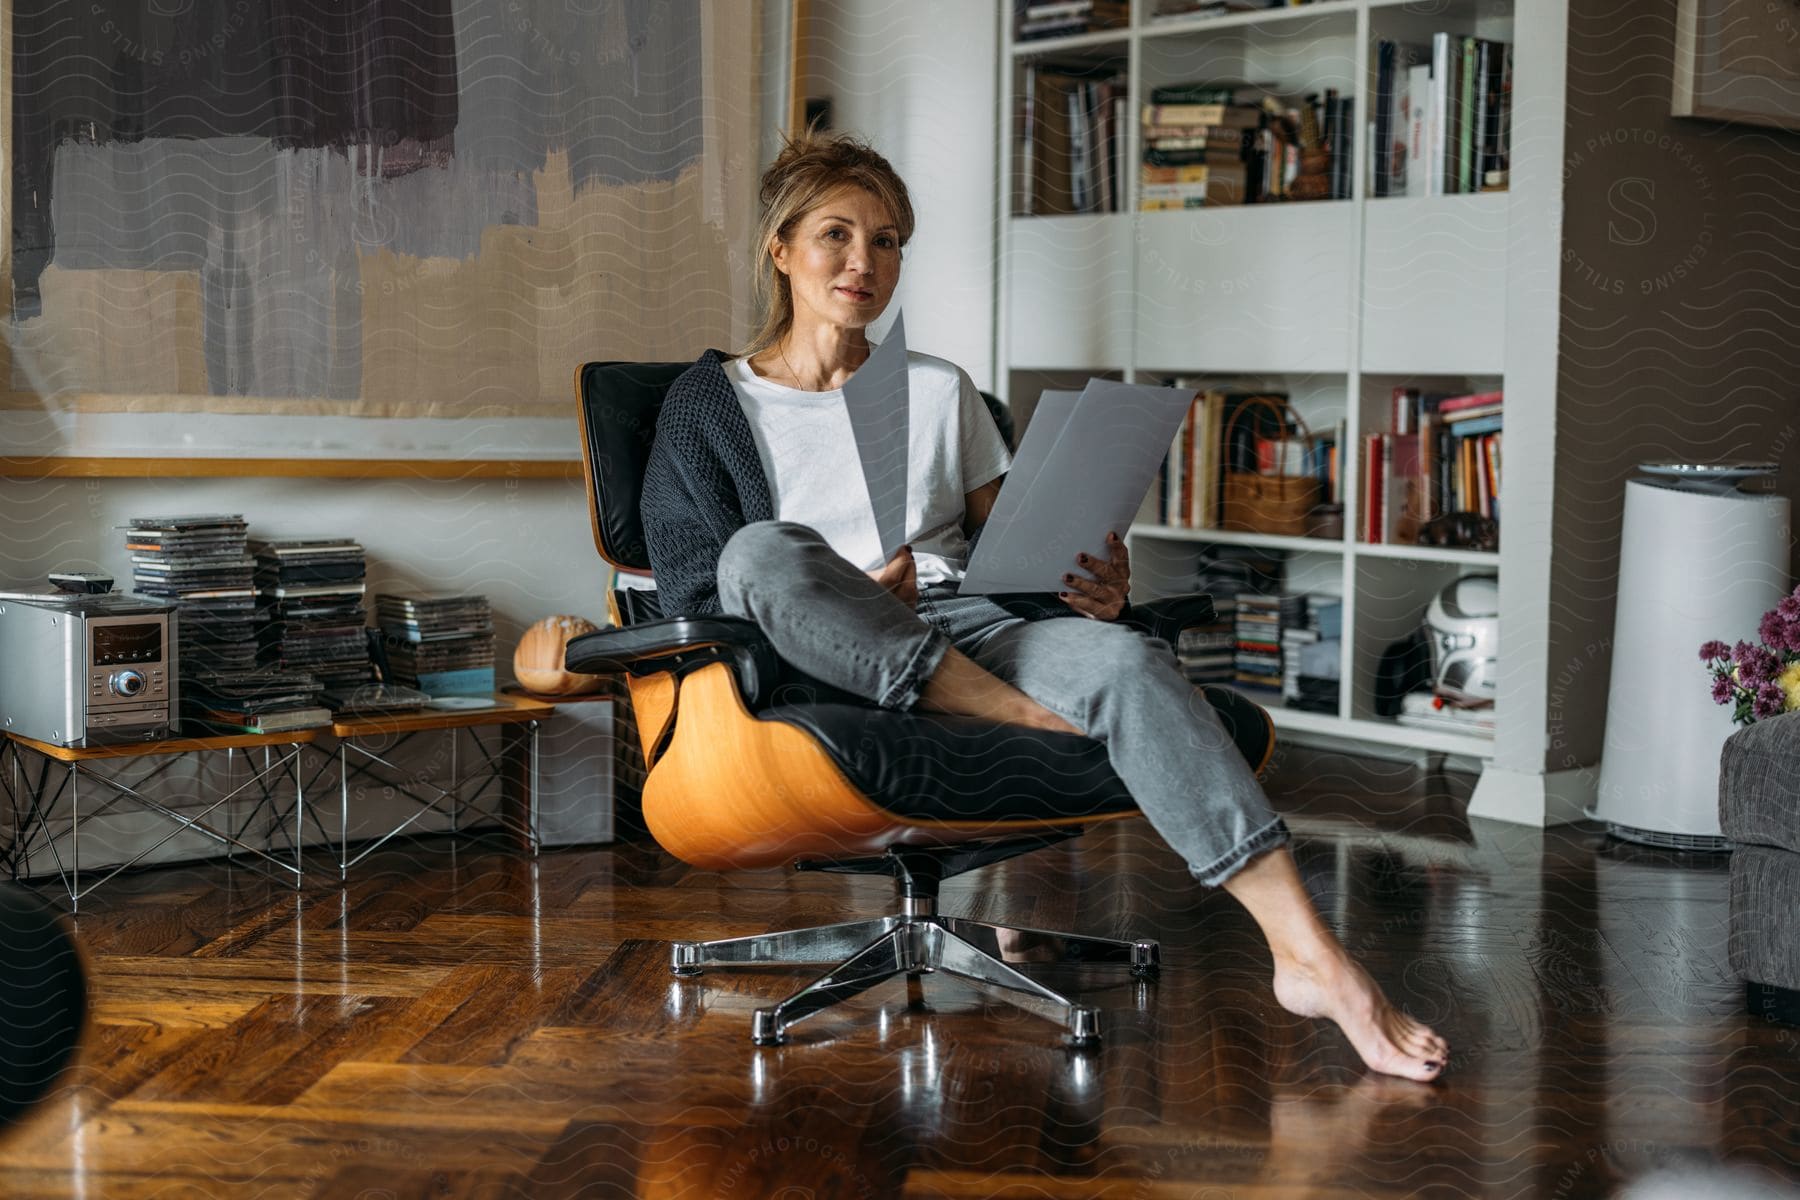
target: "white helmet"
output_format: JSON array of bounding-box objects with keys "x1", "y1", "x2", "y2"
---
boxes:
[{"x1": 1425, "y1": 574, "x2": 1499, "y2": 706}]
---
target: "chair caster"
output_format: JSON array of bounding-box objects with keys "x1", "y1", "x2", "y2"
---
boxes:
[
  {"x1": 1064, "y1": 1006, "x2": 1102, "y2": 1049},
  {"x1": 751, "y1": 1009, "x2": 787, "y2": 1046},
  {"x1": 670, "y1": 942, "x2": 703, "y2": 977},
  {"x1": 1129, "y1": 939, "x2": 1161, "y2": 977}
]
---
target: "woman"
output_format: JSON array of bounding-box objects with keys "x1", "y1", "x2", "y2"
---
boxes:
[{"x1": 642, "y1": 132, "x2": 1448, "y2": 1081}]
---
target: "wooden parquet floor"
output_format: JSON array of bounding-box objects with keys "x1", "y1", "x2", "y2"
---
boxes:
[{"x1": 1, "y1": 745, "x2": 1796, "y2": 1198}]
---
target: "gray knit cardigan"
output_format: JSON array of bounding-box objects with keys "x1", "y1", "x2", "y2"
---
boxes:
[{"x1": 639, "y1": 349, "x2": 773, "y2": 617}]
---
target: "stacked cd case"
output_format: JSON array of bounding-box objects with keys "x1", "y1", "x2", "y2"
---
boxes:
[
  {"x1": 373, "y1": 593, "x2": 496, "y2": 697},
  {"x1": 251, "y1": 537, "x2": 372, "y2": 689},
  {"x1": 126, "y1": 511, "x2": 258, "y2": 681},
  {"x1": 125, "y1": 514, "x2": 330, "y2": 735},
  {"x1": 180, "y1": 667, "x2": 334, "y2": 734}
]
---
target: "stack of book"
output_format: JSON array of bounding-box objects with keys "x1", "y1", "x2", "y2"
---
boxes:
[
  {"x1": 1138, "y1": 81, "x2": 1349, "y2": 208},
  {"x1": 1395, "y1": 689, "x2": 1495, "y2": 737},
  {"x1": 1016, "y1": 63, "x2": 1128, "y2": 214},
  {"x1": 1139, "y1": 90, "x2": 1262, "y2": 209},
  {"x1": 1014, "y1": 0, "x2": 1129, "y2": 41},
  {"x1": 1371, "y1": 35, "x2": 1512, "y2": 198},
  {"x1": 1364, "y1": 388, "x2": 1501, "y2": 544},
  {"x1": 252, "y1": 538, "x2": 372, "y2": 690},
  {"x1": 375, "y1": 594, "x2": 496, "y2": 697},
  {"x1": 1281, "y1": 594, "x2": 1341, "y2": 713},
  {"x1": 1155, "y1": 383, "x2": 1342, "y2": 531}
]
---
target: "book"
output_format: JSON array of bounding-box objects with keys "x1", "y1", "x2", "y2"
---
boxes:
[
  {"x1": 1487, "y1": 42, "x2": 1513, "y2": 189},
  {"x1": 1015, "y1": 66, "x2": 1035, "y2": 214},
  {"x1": 1143, "y1": 102, "x2": 1264, "y2": 128},
  {"x1": 1407, "y1": 63, "x2": 1432, "y2": 197},
  {"x1": 1446, "y1": 413, "x2": 1503, "y2": 437},
  {"x1": 1435, "y1": 389, "x2": 1503, "y2": 414},
  {"x1": 1392, "y1": 51, "x2": 1412, "y2": 194},
  {"x1": 1374, "y1": 40, "x2": 1396, "y2": 197},
  {"x1": 1364, "y1": 434, "x2": 1385, "y2": 543},
  {"x1": 1141, "y1": 163, "x2": 1217, "y2": 183},
  {"x1": 1069, "y1": 87, "x2": 1090, "y2": 212},
  {"x1": 1031, "y1": 69, "x2": 1077, "y2": 213},
  {"x1": 1459, "y1": 37, "x2": 1479, "y2": 193},
  {"x1": 1151, "y1": 81, "x2": 1283, "y2": 106},
  {"x1": 1430, "y1": 33, "x2": 1453, "y2": 195}
]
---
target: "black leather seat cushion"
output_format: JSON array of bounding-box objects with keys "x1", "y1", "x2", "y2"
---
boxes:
[{"x1": 760, "y1": 702, "x2": 1137, "y2": 823}]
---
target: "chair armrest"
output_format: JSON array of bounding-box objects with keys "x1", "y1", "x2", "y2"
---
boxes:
[
  {"x1": 1120, "y1": 593, "x2": 1217, "y2": 645},
  {"x1": 565, "y1": 617, "x2": 782, "y2": 708}
]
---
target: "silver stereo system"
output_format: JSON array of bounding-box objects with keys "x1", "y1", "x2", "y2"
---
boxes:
[{"x1": 0, "y1": 574, "x2": 179, "y2": 747}]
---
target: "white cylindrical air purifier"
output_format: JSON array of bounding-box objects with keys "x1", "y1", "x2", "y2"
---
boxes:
[{"x1": 1594, "y1": 465, "x2": 1789, "y2": 848}]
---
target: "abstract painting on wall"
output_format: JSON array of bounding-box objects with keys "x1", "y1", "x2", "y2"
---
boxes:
[{"x1": 2, "y1": 0, "x2": 763, "y2": 458}]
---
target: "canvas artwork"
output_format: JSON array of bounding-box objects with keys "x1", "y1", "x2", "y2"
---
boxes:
[
  {"x1": 1, "y1": 0, "x2": 762, "y2": 457},
  {"x1": 1672, "y1": 0, "x2": 1800, "y2": 130}
]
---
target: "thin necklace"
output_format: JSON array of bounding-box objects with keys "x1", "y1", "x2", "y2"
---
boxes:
[
  {"x1": 777, "y1": 341, "x2": 807, "y2": 390},
  {"x1": 776, "y1": 338, "x2": 868, "y2": 390}
]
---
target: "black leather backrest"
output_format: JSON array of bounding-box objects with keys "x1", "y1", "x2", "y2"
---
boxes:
[{"x1": 577, "y1": 360, "x2": 692, "y2": 574}]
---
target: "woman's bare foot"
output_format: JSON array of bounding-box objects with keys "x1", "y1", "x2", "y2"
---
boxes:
[
  {"x1": 1271, "y1": 944, "x2": 1449, "y2": 1082},
  {"x1": 1222, "y1": 847, "x2": 1450, "y2": 1082}
]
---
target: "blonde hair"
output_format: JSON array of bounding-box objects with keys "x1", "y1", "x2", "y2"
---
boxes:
[{"x1": 742, "y1": 131, "x2": 915, "y2": 359}]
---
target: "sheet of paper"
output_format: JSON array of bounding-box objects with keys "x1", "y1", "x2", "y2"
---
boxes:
[
  {"x1": 959, "y1": 378, "x2": 1196, "y2": 595},
  {"x1": 840, "y1": 311, "x2": 910, "y2": 561},
  {"x1": 992, "y1": 387, "x2": 1081, "y2": 504}
]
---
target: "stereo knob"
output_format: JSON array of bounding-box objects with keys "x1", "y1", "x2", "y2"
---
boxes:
[{"x1": 111, "y1": 670, "x2": 146, "y2": 698}]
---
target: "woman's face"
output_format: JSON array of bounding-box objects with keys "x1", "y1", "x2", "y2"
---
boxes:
[{"x1": 771, "y1": 184, "x2": 902, "y2": 335}]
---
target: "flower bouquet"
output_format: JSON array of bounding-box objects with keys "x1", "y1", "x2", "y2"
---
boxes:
[{"x1": 1700, "y1": 585, "x2": 1800, "y2": 725}]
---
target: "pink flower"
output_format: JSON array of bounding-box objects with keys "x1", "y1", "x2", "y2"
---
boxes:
[
  {"x1": 1779, "y1": 593, "x2": 1800, "y2": 622},
  {"x1": 1754, "y1": 682, "x2": 1786, "y2": 719},
  {"x1": 1735, "y1": 642, "x2": 1779, "y2": 687},
  {"x1": 1712, "y1": 674, "x2": 1735, "y2": 705},
  {"x1": 1756, "y1": 615, "x2": 1800, "y2": 651},
  {"x1": 1699, "y1": 639, "x2": 1731, "y2": 662}
]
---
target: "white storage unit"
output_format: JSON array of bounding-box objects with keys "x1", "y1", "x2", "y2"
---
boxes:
[{"x1": 996, "y1": 0, "x2": 1528, "y2": 789}]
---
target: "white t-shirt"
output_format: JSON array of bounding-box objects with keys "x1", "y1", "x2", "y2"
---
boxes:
[{"x1": 725, "y1": 351, "x2": 1012, "y2": 584}]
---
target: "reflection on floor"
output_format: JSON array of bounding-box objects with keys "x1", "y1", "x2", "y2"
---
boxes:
[{"x1": 1, "y1": 743, "x2": 1796, "y2": 1199}]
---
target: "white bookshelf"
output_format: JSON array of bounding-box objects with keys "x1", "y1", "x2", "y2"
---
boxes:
[{"x1": 997, "y1": 0, "x2": 1522, "y2": 771}]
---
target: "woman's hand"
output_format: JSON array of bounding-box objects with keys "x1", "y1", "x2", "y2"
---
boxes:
[
  {"x1": 868, "y1": 545, "x2": 918, "y2": 607},
  {"x1": 1060, "y1": 532, "x2": 1129, "y2": 621}
]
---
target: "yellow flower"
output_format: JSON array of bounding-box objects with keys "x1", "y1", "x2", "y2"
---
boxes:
[{"x1": 1779, "y1": 662, "x2": 1800, "y2": 712}]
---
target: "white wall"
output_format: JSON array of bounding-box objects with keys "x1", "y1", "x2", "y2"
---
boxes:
[{"x1": 804, "y1": 0, "x2": 1002, "y2": 390}]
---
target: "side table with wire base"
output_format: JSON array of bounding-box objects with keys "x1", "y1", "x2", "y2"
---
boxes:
[
  {"x1": 0, "y1": 730, "x2": 317, "y2": 911},
  {"x1": 303, "y1": 696, "x2": 555, "y2": 878}
]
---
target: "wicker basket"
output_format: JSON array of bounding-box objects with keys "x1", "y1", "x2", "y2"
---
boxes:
[{"x1": 1219, "y1": 394, "x2": 1321, "y2": 537}]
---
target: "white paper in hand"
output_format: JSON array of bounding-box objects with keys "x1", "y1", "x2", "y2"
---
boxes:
[
  {"x1": 960, "y1": 378, "x2": 1195, "y2": 594},
  {"x1": 840, "y1": 311, "x2": 910, "y2": 561}
]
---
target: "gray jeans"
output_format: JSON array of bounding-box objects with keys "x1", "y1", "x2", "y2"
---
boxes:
[{"x1": 714, "y1": 521, "x2": 1289, "y2": 887}]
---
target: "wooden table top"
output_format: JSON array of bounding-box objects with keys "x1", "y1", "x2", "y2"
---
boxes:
[
  {"x1": 3, "y1": 695, "x2": 557, "y2": 759},
  {"x1": 4, "y1": 727, "x2": 319, "y2": 762},
  {"x1": 329, "y1": 693, "x2": 556, "y2": 739}
]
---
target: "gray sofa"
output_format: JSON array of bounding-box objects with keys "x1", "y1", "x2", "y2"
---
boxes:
[{"x1": 1719, "y1": 712, "x2": 1800, "y2": 1025}]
